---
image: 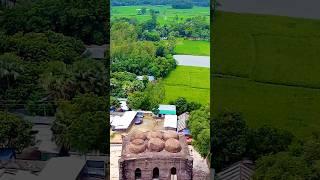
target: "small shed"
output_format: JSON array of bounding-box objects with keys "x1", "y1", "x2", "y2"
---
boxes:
[
  {"x1": 158, "y1": 105, "x2": 176, "y2": 116},
  {"x1": 164, "y1": 115, "x2": 178, "y2": 131},
  {"x1": 177, "y1": 112, "x2": 190, "y2": 131}
]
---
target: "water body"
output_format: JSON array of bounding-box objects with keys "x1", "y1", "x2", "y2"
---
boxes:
[
  {"x1": 173, "y1": 55, "x2": 210, "y2": 68},
  {"x1": 217, "y1": 0, "x2": 320, "y2": 20}
]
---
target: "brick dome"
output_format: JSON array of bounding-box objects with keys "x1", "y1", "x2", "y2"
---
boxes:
[
  {"x1": 148, "y1": 138, "x2": 165, "y2": 152},
  {"x1": 165, "y1": 138, "x2": 182, "y2": 153}
]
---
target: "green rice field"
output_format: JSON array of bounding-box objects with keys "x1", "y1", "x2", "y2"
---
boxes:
[
  {"x1": 175, "y1": 38, "x2": 210, "y2": 56},
  {"x1": 111, "y1": 5, "x2": 210, "y2": 24},
  {"x1": 163, "y1": 66, "x2": 210, "y2": 105},
  {"x1": 213, "y1": 11, "x2": 320, "y2": 138}
]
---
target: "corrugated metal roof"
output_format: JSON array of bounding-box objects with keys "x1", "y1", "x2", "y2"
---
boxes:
[{"x1": 216, "y1": 160, "x2": 254, "y2": 180}]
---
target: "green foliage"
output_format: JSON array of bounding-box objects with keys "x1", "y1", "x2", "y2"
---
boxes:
[
  {"x1": 169, "y1": 97, "x2": 201, "y2": 115},
  {"x1": 174, "y1": 38, "x2": 209, "y2": 55},
  {"x1": 110, "y1": 96, "x2": 120, "y2": 108},
  {"x1": 254, "y1": 152, "x2": 312, "y2": 180},
  {"x1": 52, "y1": 94, "x2": 107, "y2": 154},
  {"x1": 127, "y1": 82, "x2": 164, "y2": 111},
  {"x1": 246, "y1": 126, "x2": 294, "y2": 160},
  {"x1": 1, "y1": 0, "x2": 108, "y2": 44},
  {"x1": 111, "y1": 5, "x2": 209, "y2": 25},
  {"x1": 4, "y1": 32, "x2": 84, "y2": 63},
  {"x1": 188, "y1": 105, "x2": 210, "y2": 158},
  {"x1": 172, "y1": 0, "x2": 193, "y2": 9},
  {"x1": 111, "y1": 71, "x2": 145, "y2": 97},
  {"x1": 0, "y1": 111, "x2": 33, "y2": 152},
  {"x1": 211, "y1": 111, "x2": 248, "y2": 171},
  {"x1": 26, "y1": 89, "x2": 55, "y2": 116}
]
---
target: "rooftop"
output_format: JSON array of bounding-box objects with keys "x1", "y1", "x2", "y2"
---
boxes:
[{"x1": 120, "y1": 130, "x2": 192, "y2": 160}]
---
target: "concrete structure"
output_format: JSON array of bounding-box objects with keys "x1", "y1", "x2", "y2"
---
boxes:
[
  {"x1": 119, "y1": 131, "x2": 193, "y2": 180},
  {"x1": 111, "y1": 111, "x2": 137, "y2": 130},
  {"x1": 164, "y1": 115, "x2": 178, "y2": 131}
]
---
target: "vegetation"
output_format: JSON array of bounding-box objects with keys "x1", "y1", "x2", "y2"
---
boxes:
[
  {"x1": 111, "y1": 0, "x2": 209, "y2": 7},
  {"x1": 254, "y1": 132, "x2": 320, "y2": 179},
  {"x1": 52, "y1": 94, "x2": 108, "y2": 155},
  {"x1": 175, "y1": 38, "x2": 210, "y2": 55},
  {"x1": 1, "y1": 0, "x2": 108, "y2": 44},
  {"x1": 111, "y1": 1, "x2": 210, "y2": 161},
  {"x1": 172, "y1": 0, "x2": 193, "y2": 9},
  {"x1": 0, "y1": 111, "x2": 34, "y2": 152},
  {"x1": 212, "y1": 111, "x2": 294, "y2": 172},
  {"x1": 111, "y1": 5, "x2": 210, "y2": 25},
  {"x1": 213, "y1": 11, "x2": 320, "y2": 138},
  {"x1": 0, "y1": 0, "x2": 108, "y2": 155},
  {"x1": 188, "y1": 106, "x2": 210, "y2": 158},
  {"x1": 169, "y1": 97, "x2": 201, "y2": 116},
  {"x1": 163, "y1": 66, "x2": 209, "y2": 104}
]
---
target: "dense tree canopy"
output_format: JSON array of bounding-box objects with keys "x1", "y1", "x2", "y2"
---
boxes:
[
  {"x1": 0, "y1": 111, "x2": 34, "y2": 152},
  {"x1": 188, "y1": 106, "x2": 210, "y2": 158},
  {"x1": 1, "y1": 0, "x2": 108, "y2": 44},
  {"x1": 52, "y1": 94, "x2": 108, "y2": 155}
]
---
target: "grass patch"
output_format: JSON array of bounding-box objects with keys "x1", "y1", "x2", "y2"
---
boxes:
[
  {"x1": 175, "y1": 38, "x2": 210, "y2": 56},
  {"x1": 163, "y1": 66, "x2": 209, "y2": 104},
  {"x1": 212, "y1": 11, "x2": 320, "y2": 138},
  {"x1": 111, "y1": 5, "x2": 210, "y2": 24}
]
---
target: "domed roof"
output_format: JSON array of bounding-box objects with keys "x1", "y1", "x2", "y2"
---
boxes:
[
  {"x1": 129, "y1": 142, "x2": 146, "y2": 154},
  {"x1": 131, "y1": 139, "x2": 145, "y2": 145},
  {"x1": 163, "y1": 131, "x2": 179, "y2": 140},
  {"x1": 147, "y1": 131, "x2": 163, "y2": 139},
  {"x1": 130, "y1": 131, "x2": 147, "y2": 141},
  {"x1": 148, "y1": 138, "x2": 165, "y2": 152},
  {"x1": 165, "y1": 138, "x2": 182, "y2": 153}
]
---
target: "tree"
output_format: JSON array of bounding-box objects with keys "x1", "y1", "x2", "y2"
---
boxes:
[
  {"x1": 0, "y1": 53, "x2": 23, "y2": 90},
  {"x1": 172, "y1": 0, "x2": 193, "y2": 9},
  {"x1": 110, "y1": 96, "x2": 120, "y2": 109},
  {"x1": 188, "y1": 106, "x2": 210, "y2": 158},
  {"x1": 245, "y1": 126, "x2": 294, "y2": 160},
  {"x1": 211, "y1": 111, "x2": 248, "y2": 171},
  {"x1": 40, "y1": 61, "x2": 75, "y2": 100},
  {"x1": 254, "y1": 152, "x2": 311, "y2": 180},
  {"x1": 1, "y1": 0, "x2": 108, "y2": 44},
  {"x1": 52, "y1": 94, "x2": 108, "y2": 155},
  {"x1": 141, "y1": 7, "x2": 147, "y2": 14},
  {"x1": 169, "y1": 97, "x2": 201, "y2": 115},
  {"x1": 0, "y1": 111, "x2": 34, "y2": 152},
  {"x1": 69, "y1": 111, "x2": 107, "y2": 154}
]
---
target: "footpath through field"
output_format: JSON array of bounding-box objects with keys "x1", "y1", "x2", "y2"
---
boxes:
[{"x1": 174, "y1": 55, "x2": 210, "y2": 68}]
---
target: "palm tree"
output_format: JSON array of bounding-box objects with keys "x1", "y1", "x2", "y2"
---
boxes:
[{"x1": 0, "y1": 53, "x2": 23, "y2": 90}]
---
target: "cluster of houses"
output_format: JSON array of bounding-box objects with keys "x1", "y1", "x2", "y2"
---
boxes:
[{"x1": 110, "y1": 99, "x2": 193, "y2": 144}]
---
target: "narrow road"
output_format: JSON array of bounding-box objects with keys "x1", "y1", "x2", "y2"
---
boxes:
[{"x1": 174, "y1": 55, "x2": 210, "y2": 68}]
